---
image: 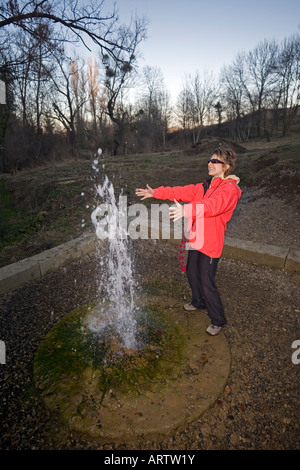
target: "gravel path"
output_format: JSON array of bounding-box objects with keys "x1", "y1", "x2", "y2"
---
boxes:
[{"x1": 0, "y1": 236, "x2": 299, "y2": 450}]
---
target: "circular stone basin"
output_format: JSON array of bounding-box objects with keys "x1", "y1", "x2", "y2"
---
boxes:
[{"x1": 34, "y1": 298, "x2": 231, "y2": 444}]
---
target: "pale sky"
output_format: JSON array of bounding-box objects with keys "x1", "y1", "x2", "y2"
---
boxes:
[{"x1": 115, "y1": 0, "x2": 300, "y2": 104}]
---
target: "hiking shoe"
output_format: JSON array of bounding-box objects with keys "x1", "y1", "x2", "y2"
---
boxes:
[
  {"x1": 206, "y1": 324, "x2": 222, "y2": 336},
  {"x1": 183, "y1": 303, "x2": 197, "y2": 311}
]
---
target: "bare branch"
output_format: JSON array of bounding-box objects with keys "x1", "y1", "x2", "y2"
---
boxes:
[{"x1": 0, "y1": 0, "x2": 138, "y2": 61}]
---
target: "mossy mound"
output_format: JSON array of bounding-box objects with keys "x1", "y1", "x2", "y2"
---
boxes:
[
  {"x1": 34, "y1": 303, "x2": 184, "y2": 401},
  {"x1": 34, "y1": 301, "x2": 231, "y2": 443}
]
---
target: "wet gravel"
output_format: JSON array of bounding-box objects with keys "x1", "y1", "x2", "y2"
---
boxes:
[{"x1": 0, "y1": 237, "x2": 299, "y2": 450}]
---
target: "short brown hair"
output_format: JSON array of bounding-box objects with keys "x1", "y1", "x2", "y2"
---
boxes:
[{"x1": 213, "y1": 147, "x2": 236, "y2": 177}]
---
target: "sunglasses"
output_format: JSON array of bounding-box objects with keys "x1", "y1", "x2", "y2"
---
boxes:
[{"x1": 208, "y1": 158, "x2": 225, "y2": 164}]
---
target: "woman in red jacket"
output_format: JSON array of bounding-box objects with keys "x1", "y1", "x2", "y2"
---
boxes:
[{"x1": 136, "y1": 148, "x2": 242, "y2": 336}]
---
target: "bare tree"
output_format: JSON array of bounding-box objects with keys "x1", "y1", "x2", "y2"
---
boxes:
[
  {"x1": 87, "y1": 57, "x2": 101, "y2": 137},
  {"x1": 12, "y1": 31, "x2": 34, "y2": 126},
  {"x1": 176, "y1": 71, "x2": 218, "y2": 143},
  {"x1": 175, "y1": 85, "x2": 194, "y2": 144},
  {"x1": 70, "y1": 58, "x2": 87, "y2": 146},
  {"x1": 222, "y1": 37, "x2": 298, "y2": 139},
  {"x1": 220, "y1": 57, "x2": 251, "y2": 141},
  {"x1": 3, "y1": 19, "x2": 60, "y2": 157},
  {"x1": 96, "y1": 85, "x2": 110, "y2": 143},
  {"x1": 189, "y1": 70, "x2": 218, "y2": 140},
  {"x1": 136, "y1": 66, "x2": 171, "y2": 149},
  {"x1": 214, "y1": 101, "x2": 222, "y2": 130},
  {"x1": 157, "y1": 88, "x2": 172, "y2": 149},
  {"x1": 46, "y1": 55, "x2": 87, "y2": 153},
  {"x1": 101, "y1": 15, "x2": 147, "y2": 154},
  {"x1": 246, "y1": 39, "x2": 278, "y2": 136},
  {"x1": 274, "y1": 34, "x2": 300, "y2": 135},
  {"x1": 0, "y1": 61, "x2": 14, "y2": 172},
  {"x1": 0, "y1": 0, "x2": 128, "y2": 60},
  {"x1": 140, "y1": 66, "x2": 164, "y2": 120},
  {"x1": 31, "y1": 21, "x2": 60, "y2": 155}
]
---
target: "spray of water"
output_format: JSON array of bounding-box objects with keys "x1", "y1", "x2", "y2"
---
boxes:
[{"x1": 88, "y1": 149, "x2": 138, "y2": 350}]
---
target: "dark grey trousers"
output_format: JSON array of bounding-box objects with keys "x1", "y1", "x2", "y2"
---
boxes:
[{"x1": 186, "y1": 249, "x2": 226, "y2": 327}]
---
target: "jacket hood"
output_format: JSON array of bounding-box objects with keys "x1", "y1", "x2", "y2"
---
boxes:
[
  {"x1": 224, "y1": 174, "x2": 240, "y2": 184},
  {"x1": 212, "y1": 174, "x2": 240, "y2": 184}
]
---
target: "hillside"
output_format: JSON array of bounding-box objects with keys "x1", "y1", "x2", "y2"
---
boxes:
[{"x1": 0, "y1": 135, "x2": 299, "y2": 268}]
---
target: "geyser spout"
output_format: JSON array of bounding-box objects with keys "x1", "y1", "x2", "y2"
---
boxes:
[{"x1": 90, "y1": 151, "x2": 138, "y2": 350}]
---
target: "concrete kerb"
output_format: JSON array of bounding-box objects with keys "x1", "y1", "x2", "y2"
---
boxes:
[
  {"x1": 0, "y1": 228, "x2": 299, "y2": 295},
  {"x1": 285, "y1": 248, "x2": 300, "y2": 273},
  {"x1": 0, "y1": 232, "x2": 98, "y2": 295},
  {"x1": 222, "y1": 237, "x2": 290, "y2": 270}
]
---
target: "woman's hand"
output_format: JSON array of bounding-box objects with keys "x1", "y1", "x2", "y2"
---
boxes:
[
  {"x1": 169, "y1": 199, "x2": 184, "y2": 221},
  {"x1": 135, "y1": 184, "x2": 154, "y2": 200}
]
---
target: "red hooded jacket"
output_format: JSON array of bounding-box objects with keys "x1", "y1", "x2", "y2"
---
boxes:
[{"x1": 153, "y1": 175, "x2": 242, "y2": 259}]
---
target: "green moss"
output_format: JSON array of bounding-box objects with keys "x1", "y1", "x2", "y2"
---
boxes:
[
  {"x1": 34, "y1": 305, "x2": 93, "y2": 389},
  {"x1": 34, "y1": 303, "x2": 185, "y2": 405},
  {"x1": 95, "y1": 305, "x2": 184, "y2": 397},
  {"x1": 141, "y1": 277, "x2": 184, "y2": 299}
]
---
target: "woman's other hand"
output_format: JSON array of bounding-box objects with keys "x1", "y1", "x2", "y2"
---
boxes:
[
  {"x1": 169, "y1": 199, "x2": 184, "y2": 221},
  {"x1": 135, "y1": 184, "x2": 154, "y2": 200}
]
